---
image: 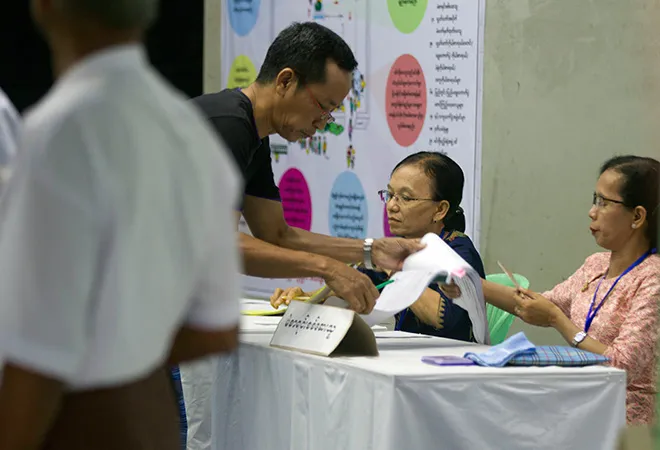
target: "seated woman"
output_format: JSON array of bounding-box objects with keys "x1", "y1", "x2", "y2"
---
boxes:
[
  {"x1": 271, "y1": 151, "x2": 485, "y2": 342},
  {"x1": 484, "y1": 155, "x2": 660, "y2": 425}
]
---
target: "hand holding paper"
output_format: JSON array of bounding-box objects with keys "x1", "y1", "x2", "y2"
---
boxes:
[
  {"x1": 371, "y1": 237, "x2": 426, "y2": 271},
  {"x1": 324, "y1": 233, "x2": 489, "y2": 344}
]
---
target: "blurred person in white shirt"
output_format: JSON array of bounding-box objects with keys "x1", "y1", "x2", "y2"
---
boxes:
[
  {"x1": 0, "y1": 87, "x2": 21, "y2": 191},
  {"x1": 0, "y1": 1, "x2": 242, "y2": 449}
]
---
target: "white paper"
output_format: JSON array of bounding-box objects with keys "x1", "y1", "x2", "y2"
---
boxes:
[
  {"x1": 324, "y1": 234, "x2": 489, "y2": 344},
  {"x1": 241, "y1": 298, "x2": 286, "y2": 313},
  {"x1": 269, "y1": 301, "x2": 355, "y2": 356},
  {"x1": 240, "y1": 316, "x2": 282, "y2": 333},
  {"x1": 402, "y1": 233, "x2": 489, "y2": 344},
  {"x1": 374, "y1": 331, "x2": 432, "y2": 339}
]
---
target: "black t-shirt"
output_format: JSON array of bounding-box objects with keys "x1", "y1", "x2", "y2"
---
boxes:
[{"x1": 190, "y1": 89, "x2": 280, "y2": 202}]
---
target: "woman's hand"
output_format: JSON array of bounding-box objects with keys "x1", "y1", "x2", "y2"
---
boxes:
[
  {"x1": 270, "y1": 286, "x2": 307, "y2": 309},
  {"x1": 513, "y1": 289, "x2": 561, "y2": 327},
  {"x1": 439, "y1": 282, "x2": 462, "y2": 299}
]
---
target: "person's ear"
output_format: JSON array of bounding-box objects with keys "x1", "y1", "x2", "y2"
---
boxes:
[
  {"x1": 433, "y1": 200, "x2": 450, "y2": 223},
  {"x1": 631, "y1": 206, "x2": 647, "y2": 230},
  {"x1": 274, "y1": 69, "x2": 296, "y2": 97}
]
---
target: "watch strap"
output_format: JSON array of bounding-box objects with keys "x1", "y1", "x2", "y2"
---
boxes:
[
  {"x1": 571, "y1": 331, "x2": 587, "y2": 347},
  {"x1": 363, "y1": 238, "x2": 374, "y2": 270}
]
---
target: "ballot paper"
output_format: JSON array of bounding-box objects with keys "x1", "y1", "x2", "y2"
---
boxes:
[{"x1": 325, "y1": 233, "x2": 489, "y2": 344}]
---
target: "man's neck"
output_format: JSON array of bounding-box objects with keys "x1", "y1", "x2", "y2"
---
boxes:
[
  {"x1": 50, "y1": 30, "x2": 141, "y2": 79},
  {"x1": 242, "y1": 83, "x2": 275, "y2": 139},
  {"x1": 608, "y1": 237, "x2": 652, "y2": 278}
]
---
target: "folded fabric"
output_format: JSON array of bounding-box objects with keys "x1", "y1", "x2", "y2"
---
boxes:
[
  {"x1": 464, "y1": 332, "x2": 536, "y2": 367},
  {"x1": 506, "y1": 345, "x2": 610, "y2": 367}
]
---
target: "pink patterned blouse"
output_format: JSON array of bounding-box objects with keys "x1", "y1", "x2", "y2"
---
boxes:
[{"x1": 543, "y1": 252, "x2": 660, "y2": 425}]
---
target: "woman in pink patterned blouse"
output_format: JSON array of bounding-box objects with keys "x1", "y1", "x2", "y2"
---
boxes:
[{"x1": 484, "y1": 155, "x2": 660, "y2": 425}]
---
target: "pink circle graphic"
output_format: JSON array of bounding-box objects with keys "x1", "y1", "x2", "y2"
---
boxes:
[
  {"x1": 385, "y1": 54, "x2": 427, "y2": 147},
  {"x1": 279, "y1": 168, "x2": 312, "y2": 231},
  {"x1": 383, "y1": 206, "x2": 394, "y2": 237}
]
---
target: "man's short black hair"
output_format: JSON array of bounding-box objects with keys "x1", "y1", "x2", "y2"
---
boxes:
[{"x1": 256, "y1": 22, "x2": 358, "y2": 86}]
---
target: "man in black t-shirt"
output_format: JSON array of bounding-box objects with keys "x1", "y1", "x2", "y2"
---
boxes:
[{"x1": 192, "y1": 22, "x2": 422, "y2": 313}]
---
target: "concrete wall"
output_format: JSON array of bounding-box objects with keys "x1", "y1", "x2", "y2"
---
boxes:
[{"x1": 481, "y1": 0, "x2": 660, "y2": 343}]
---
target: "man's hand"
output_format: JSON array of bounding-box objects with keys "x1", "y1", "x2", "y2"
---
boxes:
[
  {"x1": 323, "y1": 261, "x2": 379, "y2": 314},
  {"x1": 0, "y1": 363, "x2": 63, "y2": 450},
  {"x1": 270, "y1": 286, "x2": 307, "y2": 309},
  {"x1": 371, "y1": 238, "x2": 425, "y2": 271}
]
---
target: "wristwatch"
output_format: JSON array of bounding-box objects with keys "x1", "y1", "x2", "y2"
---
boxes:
[
  {"x1": 571, "y1": 331, "x2": 587, "y2": 348},
  {"x1": 363, "y1": 238, "x2": 374, "y2": 270}
]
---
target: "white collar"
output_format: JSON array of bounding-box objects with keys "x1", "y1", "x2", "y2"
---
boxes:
[{"x1": 56, "y1": 43, "x2": 147, "y2": 87}]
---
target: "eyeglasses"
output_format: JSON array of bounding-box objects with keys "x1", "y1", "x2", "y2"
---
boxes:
[
  {"x1": 378, "y1": 190, "x2": 435, "y2": 205},
  {"x1": 592, "y1": 192, "x2": 626, "y2": 208},
  {"x1": 305, "y1": 87, "x2": 335, "y2": 125}
]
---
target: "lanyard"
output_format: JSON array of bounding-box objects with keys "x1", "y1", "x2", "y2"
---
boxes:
[{"x1": 584, "y1": 248, "x2": 656, "y2": 333}]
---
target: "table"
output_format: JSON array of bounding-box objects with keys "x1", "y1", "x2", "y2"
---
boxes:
[{"x1": 184, "y1": 316, "x2": 627, "y2": 450}]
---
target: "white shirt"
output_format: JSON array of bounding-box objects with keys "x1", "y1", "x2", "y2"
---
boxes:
[
  {"x1": 0, "y1": 45, "x2": 242, "y2": 389},
  {"x1": 0, "y1": 88, "x2": 21, "y2": 191}
]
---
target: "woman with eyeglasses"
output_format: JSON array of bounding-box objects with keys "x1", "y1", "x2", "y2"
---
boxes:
[
  {"x1": 271, "y1": 151, "x2": 486, "y2": 342},
  {"x1": 485, "y1": 155, "x2": 660, "y2": 425}
]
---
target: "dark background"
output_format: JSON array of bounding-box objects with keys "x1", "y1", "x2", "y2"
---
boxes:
[{"x1": 0, "y1": 0, "x2": 204, "y2": 113}]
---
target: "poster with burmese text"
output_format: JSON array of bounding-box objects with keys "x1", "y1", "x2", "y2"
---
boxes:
[{"x1": 221, "y1": 0, "x2": 485, "y2": 298}]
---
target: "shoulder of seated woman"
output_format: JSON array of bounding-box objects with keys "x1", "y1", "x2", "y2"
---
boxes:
[{"x1": 442, "y1": 230, "x2": 471, "y2": 243}]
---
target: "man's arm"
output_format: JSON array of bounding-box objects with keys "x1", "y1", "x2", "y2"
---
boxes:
[
  {"x1": 240, "y1": 231, "x2": 337, "y2": 278},
  {"x1": 0, "y1": 115, "x2": 100, "y2": 450},
  {"x1": 167, "y1": 326, "x2": 239, "y2": 365},
  {"x1": 0, "y1": 366, "x2": 63, "y2": 450},
  {"x1": 238, "y1": 231, "x2": 378, "y2": 312},
  {"x1": 242, "y1": 195, "x2": 422, "y2": 270}
]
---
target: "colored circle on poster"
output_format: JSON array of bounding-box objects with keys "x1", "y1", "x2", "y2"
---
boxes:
[
  {"x1": 387, "y1": 0, "x2": 428, "y2": 34},
  {"x1": 383, "y1": 206, "x2": 394, "y2": 237},
  {"x1": 328, "y1": 172, "x2": 368, "y2": 239},
  {"x1": 279, "y1": 168, "x2": 312, "y2": 231},
  {"x1": 227, "y1": 0, "x2": 261, "y2": 36},
  {"x1": 227, "y1": 55, "x2": 257, "y2": 89},
  {"x1": 385, "y1": 54, "x2": 427, "y2": 147}
]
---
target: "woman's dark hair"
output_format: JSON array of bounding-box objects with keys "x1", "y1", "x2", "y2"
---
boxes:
[
  {"x1": 600, "y1": 155, "x2": 659, "y2": 249},
  {"x1": 392, "y1": 151, "x2": 466, "y2": 232}
]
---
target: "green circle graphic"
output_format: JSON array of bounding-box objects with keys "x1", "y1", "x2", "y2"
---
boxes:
[
  {"x1": 387, "y1": 0, "x2": 428, "y2": 34},
  {"x1": 227, "y1": 55, "x2": 257, "y2": 89}
]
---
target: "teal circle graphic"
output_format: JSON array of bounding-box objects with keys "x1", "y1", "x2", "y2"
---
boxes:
[
  {"x1": 328, "y1": 171, "x2": 368, "y2": 239},
  {"x1": 227, "y1": 0, "x2": 261, "y2": 37}
]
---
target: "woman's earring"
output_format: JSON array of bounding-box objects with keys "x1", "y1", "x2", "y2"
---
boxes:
[{"x1": 632, "y1": 224, "x2": 637, "y2": 229}]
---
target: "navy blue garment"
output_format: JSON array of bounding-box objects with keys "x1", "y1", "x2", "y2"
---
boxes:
[
  {"x1": 170, "y1": 365, "x2": 188, "y2": 449},
  {"x1": 360, "y1": 230, "x2": 485, "y2": 342}
]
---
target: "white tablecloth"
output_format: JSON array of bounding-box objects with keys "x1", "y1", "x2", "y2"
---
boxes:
[{"x1": 184, "y1": 317, "x2": 627, "y2": 450}]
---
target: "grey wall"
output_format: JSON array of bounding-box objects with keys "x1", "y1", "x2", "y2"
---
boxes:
[
  {"x1": 206, "y1": 0, "x2": 660, "y2": 344},
  {"x1": 481, "y1": 0, "x2": 660, "y2": 343}
]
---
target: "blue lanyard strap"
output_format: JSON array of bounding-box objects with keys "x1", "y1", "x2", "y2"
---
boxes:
[{"x1": 584, "y1": 248, "x2": 656, "y2": 333}]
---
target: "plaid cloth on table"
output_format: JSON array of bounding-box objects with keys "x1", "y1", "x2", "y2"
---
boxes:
[{"x1": 506, "y1": 345, "x2": 610, "y2": 367}]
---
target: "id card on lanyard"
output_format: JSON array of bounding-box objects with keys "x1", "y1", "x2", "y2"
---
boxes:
[{"x1": 584, "y1": 248, "x2": 656, "y2": 333}]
